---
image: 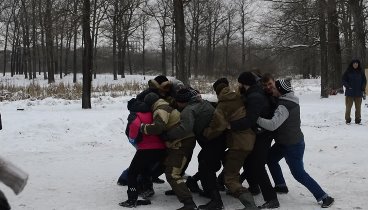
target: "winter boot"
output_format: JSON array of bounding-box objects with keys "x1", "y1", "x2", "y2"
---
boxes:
[
  {"x1": 140, "y1": 188, "x2": 155, "y2": 199},
  {"x1": 198, "y1": 190, "x2": 224, "y2": 210},
  {"x1": 119, "y1": 187, "x2": 138, "y2": 207},
  {"x1": 177, "y1": 198, "x2": 197, "y2": 210},
  {"x1": 0, "y1": 156, "x2": 28, "y2": 195},
  {"x1": 0, "y1": 190, "x2": 10, "y2": 210},
  {"x1": 186, "y1": 176, "x2": 201, "y2": 193},
  {"x1": 258, "y1": 199, "x2": 280, "y2": 209},
  {"x1": 321, "y1": 196, "x2": 334, "y2": 208},
  {"x1": 238, "y1": 191, "x2": 258, "y2": 210}
]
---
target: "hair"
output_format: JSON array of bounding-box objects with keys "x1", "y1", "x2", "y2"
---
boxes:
[{"x1": 261, "y1": 73, "x2": 275, "y2": 83}]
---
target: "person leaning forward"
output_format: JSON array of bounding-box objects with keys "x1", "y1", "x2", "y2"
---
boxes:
[
  {"x1": 140, "y1": 92, "x2": 197, "y2": 210},
  {"x1": 203, "y1": 78, "x2": 257, "y2": 210}
]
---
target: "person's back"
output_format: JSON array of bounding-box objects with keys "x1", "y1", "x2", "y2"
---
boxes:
[{"x1": 128, "y1": 112, "x2": 165, "y2": 150}]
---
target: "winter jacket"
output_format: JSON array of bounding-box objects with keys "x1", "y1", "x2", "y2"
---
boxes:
[
  {"x1": 165, "y1": 97, "x2": 216, "y2": 147},
  {"x1": 257, "y1": 92, "x2": 304, "y2": 145},
  {"x1": 203, "y1": 87, "x2": 256, "y2": 152},
  {"x1": 141, "y1": 99, "x2": 191, "y2": 149},
  {"x1": 128, "y1": 112, "x2": 166, "y2": 150},
  {"x1": 229, "y1": 85, "x2": 270, "y2": 132},
  {"x1": 342, "y1": 61, "x2": 367, "y2": 97}
]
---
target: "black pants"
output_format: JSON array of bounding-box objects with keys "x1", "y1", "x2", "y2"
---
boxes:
[
  {"x1": 198, "y1": 136, "x2": 226, "y2": 193},
  {"x1": 243, "y1": 132, "x2": 277, "y2": 202},
  {"x1": 127, "y1": 149, "x2": 166, "y2": 199}
]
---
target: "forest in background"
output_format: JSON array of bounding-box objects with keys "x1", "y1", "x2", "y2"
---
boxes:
[{"x1": 0, "y1": 0, "x2": 367, "y2": 99}]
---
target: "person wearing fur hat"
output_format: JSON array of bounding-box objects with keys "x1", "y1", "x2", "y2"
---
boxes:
[
  {"x1": 342, "y1": 59, "x2": 367, "y2": 124},
  {"x1": 203, "y1": 77, "x2": 258, "y2": 209},
  {"x1": 257, "y1": 79, "x2": 335, "y2": 208},
  {"x1": 229, "y1": 72, "x2": 280, "y2": 209},
  {"x1": 140, "y1": 92, "x2": 198, "y2": 210},
  {"x1": 166, "y1": 87, "x2": 226, "y2": 210}
]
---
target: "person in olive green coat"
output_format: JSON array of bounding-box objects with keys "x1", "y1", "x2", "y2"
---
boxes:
[
  {"x1": 141, "y1": 92, "x2": 197, "y2": 210},
  {"x1": 203, "y1": 78, "x2": 257, "y2": 209}
]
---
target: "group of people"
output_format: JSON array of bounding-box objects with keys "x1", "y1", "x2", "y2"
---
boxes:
[{"x1": 118, "y1": 72, "x2": 336, "y2": 210}]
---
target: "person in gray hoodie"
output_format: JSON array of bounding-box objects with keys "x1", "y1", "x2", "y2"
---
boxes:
[{"x1": 256, "y1": 79, "x2": 334, "y2": 208}]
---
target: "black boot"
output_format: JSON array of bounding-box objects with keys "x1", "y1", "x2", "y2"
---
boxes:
[
  {"x1": 0, "y1": 190, "x2": 10, "y2": 210},
  {"x1": 198, "y1": 190, "x2": 224, "y2": 210},
  {"x1": 119, "y1": 187, "x2": 138, "y2": 207},
  {"x1": 177, "y1": 198, "x2": 197, "y2": 210}
]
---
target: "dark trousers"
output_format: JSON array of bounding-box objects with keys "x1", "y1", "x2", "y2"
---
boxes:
[
  {"x1": 198, "y1": 136, "x2": 226, "y2": 193},
  {"x1": 243, "y1": 132, "x2": 277, "y2": 202},
  {"x1": 268, "y1": 139, "x2": 327, "y2": 201},
  {"x1": 127, "y1": 149, "x2": 166, "y2": 200}
]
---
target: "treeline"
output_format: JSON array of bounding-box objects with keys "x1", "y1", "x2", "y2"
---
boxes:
[{"x1": 0, "y1": 0, "x2": 366, "y2": 97}]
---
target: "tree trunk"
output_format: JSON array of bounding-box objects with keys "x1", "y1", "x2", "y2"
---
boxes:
[
  {"x1": 327, "y1": 0, "x2": 342, "y2": 90},
  {"x1": 82, "y1": 0, "x2": 93, "y2": 109},
  {"x1": 319, "y1": 0, "x2": 328, "y2": 98},
  {"x1": 350, "y1": 0, "x2": 366, "y2": 69},
  {"x1": 173, "y1": 0, "x2": 187, "y2": 85}
]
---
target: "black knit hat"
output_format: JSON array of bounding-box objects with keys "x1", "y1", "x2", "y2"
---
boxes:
[
  {"x1": 175, "y1": 88, "x2": 196, "y2": 103},
  {"x1": 238, "y1": 72, "x2": 257, "y2": 86},
  {"x1": 213, "y1": 78, "x2": 229, "y2": 95},
  {"x1": 154, "y1": 75, "x2": 169, "y2": 85},
  {"x1": 144, "y1": 92, "x2": 160, "y2": 107},
  {"x1": 275, "y1": 79, "x2": 292, "y2": 95}
]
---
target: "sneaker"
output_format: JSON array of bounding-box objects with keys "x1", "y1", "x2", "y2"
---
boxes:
[
  {"x1": 258, "y1": 199, "x2": 280, "y2": 209},
  {"x1": 186, "y1": 176, "x2": 201, "y2": 193},
  {"x1": 321, "y1": 196, "x2": 334, "y2": 208},
  {"x1": 274, "y1": 185, "x2": 289, "y2": 194},
  {"x1": 140, "y1": 188, "x2": 155, "y2": 199},
  {"x1": 152, "y1": 177, "x2": 165, "y2": 184}
]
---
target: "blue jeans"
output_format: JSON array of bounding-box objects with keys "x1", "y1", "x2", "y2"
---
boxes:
[{"x1": 267, "y1": 139, "x2": 327, "y2": 201}]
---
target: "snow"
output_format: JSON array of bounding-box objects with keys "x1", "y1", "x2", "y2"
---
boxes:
[{"x1": 1, "y1": 75, "x2": 367, "y2": 210}]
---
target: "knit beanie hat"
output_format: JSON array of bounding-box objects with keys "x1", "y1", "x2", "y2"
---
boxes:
[
  {"x1": 238, "y1": 72, "x2": 257, "y2": 86},
  {"x1": 175, "y1": 88, "x2": 196, "y2": 103},
  {"x1": 213, "y1": 78, "x2": 229, "y2": 95},
  {"x1": 144, "y1": 92, "x2": 160, "y2": 107},
  {"x1": 275, "y1": 79, "x2": 292, "y2": 95}
]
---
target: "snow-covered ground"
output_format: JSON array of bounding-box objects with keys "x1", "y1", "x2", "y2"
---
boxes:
[{"x1": 0, "y1": 75, "x2": 367, "y2": 210}]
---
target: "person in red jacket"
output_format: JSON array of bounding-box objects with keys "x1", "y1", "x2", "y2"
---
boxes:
[{"x1": 119, "y1": 111, "x2": 167, "y2": 208}]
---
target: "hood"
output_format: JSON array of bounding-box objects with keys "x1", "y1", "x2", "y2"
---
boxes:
[
  {"x1": 218, "y1": 87, "x2": 240, "y2": 102},
  {"x1": 279, "y1": 92, "x2": 299, "y2": 104}
]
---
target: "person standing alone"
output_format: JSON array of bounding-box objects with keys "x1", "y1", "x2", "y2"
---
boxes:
[{"x1": 342, "y1": 59, "x2": 367, "y2": 124}]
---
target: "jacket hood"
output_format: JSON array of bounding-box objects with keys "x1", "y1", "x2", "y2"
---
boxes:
[
  {"x1": 218, "y1": 87, "x2": 240, "y2": 102},
  {"x1": 279, "y1": 92, "x2": 299, "y2": 104},
  {"x1": 347, "y1": 59, "x2": 362, "y2": 72}
]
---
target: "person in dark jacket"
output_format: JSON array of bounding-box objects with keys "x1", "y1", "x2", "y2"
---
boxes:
[
  {"x1": 257, "y1": 79, "x2": 334, "y2": 208},
  {"x1": 342, "y1": 59, "x2": 367, "y2": 124},
  {"x1": 230, "y1": 72, "x2": 280, "y2": 209},
  {"x1": 166, "y1": 87, "x2": 226, "y2": 210}
]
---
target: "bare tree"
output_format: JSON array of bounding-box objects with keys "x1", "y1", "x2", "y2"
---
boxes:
[{"x1": 82, "y1": 0, "x2": 92, "y2": 109}]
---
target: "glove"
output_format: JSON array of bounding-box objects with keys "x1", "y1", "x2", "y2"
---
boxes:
[{"x1": 139, "y1": 123, "x2": 145, "y2": 134}]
